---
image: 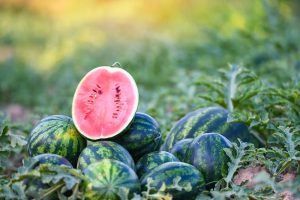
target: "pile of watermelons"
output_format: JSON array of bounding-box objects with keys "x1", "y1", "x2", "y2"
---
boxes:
[{"x1": 25, "y1": 66, "x2": 262, "y2": 199}]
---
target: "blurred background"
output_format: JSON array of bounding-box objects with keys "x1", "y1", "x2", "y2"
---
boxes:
[{"x1": 0, "y1": 0, "x2": 300, "y2": 130}]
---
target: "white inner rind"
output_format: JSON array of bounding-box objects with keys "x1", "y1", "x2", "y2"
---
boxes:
[{"x1": 72, "y1": 66, "x2": 139, "y2": 140}]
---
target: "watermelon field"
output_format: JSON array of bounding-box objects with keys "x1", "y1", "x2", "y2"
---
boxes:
[{"x1": 1, "y1": 0, "x2": 300, "y2": 199}]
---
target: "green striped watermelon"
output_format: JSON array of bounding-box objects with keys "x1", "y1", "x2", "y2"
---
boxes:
[
  {"x1": 77, "y1": 141, "x2": 135, "y2": 170},
  {"x1": 32, "y1": 153, "x2": 73, "y2": 168},
  {"x1": 161, "y1": 107, "x2": 261, "y2": 152},
  {"x1": 141, "y1": 162, "x2": 205, "y2": 199},
  {"x1": 83, "y1": 159, "x2": 140, "y2": 200},
  {"x1": 27, "y1": 115, "x2": 87, "y2": 166},
  {"x1": 136, "y1": 151, "x2": 179, "y2": 178},
  {"x1": 186, "y1": 133, "x2": 232, "y2": 186},
  {"x1": 24, "y1": 154, "x2": 73, "y2": 199},
  {"x1": 170, "y1": 139, "x2": 193, "y2": 162},
  {"x1": 112, "y1": 112, "x2": 161, "y2": 161}
]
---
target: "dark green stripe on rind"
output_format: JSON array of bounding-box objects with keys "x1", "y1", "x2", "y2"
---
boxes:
[
  {"x1": 111, "y1": 112, "x2": 162, "y2": 161},
  {"x1": 187, "y1": 133, "x2": 231, "y2": 187},
  {"x1": 200, "y1": 111, "x2": 227, "y2": 135},
  {"x1": 136, "y1": 151, "x2": 179, "y2": 178},
  {"x1": 77, "y1": 141, "x2": 135, "y2": 170},
  {"x1": 29, "y1": 126, "x2": 62, "y2": 156},
  {"x1": 141, "y1": 162, "x2": 205, "y2": 200},
  {"x1": 29, "y1": 125, "x2": 58, "y2": 143},
  {"x1": 185, "y1": 108, "x2": 227, "y2": 139},
  {"x1": 83, "y1": 159, "x2": 140, "y2": 200},
  {"x1": 29, "y1": 124, "x2": 65, "y2": 148},
  {"x1": 171, "y1": 107, "x2": 217, "y2": 140},
  {"x1": 27, "y1": 115, "x2": 87, "y2": 167}
]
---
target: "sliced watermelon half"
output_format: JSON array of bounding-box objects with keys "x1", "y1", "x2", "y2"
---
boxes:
[{"x1": 72, "y1": 66, "x2": 139, "y2": 140}]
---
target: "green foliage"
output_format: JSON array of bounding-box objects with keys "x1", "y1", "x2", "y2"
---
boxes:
[
  {"x1": 265, "y1": 125, "x2": 300, "y2": 177},
  {"x1": 196, "y1": 139, "x2": 299, "y2": 200},
  {"x1": 0, "y1": 158, "x2": 86, "y2": 200},
  {"x1": 134, "y1": 177, "x2": 193, "y2": 200},
  {"x1": 0, "y1": 113, "x2": 28, "y2": 174},
  {"x1": 223, "y1": 140, "x2": 252, "y2": 187},
  {"x1": 195, "y1": 64, "x2": 262, "y2": 112}
]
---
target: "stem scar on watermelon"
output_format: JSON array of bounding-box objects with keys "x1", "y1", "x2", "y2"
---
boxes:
[{"x1": 72, "y1": 66, "x2": 139, "y2": 140}]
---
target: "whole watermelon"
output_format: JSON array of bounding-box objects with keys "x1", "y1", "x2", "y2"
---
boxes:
[
  {"x1": 27, "y1": 115, "x2": 87, "y2": 166},
  {"x1": 83, "y1": 159, "x2": 140, "y2": 200},
  {"x1": 186, "y1": 133, "x2": 232, "y2": 186},
  {"x1": 136, "y1": 151, "x2": 179, "y2": 178},
  {"x1": 77, "y1": 141, "x2": 135, "y2": 170},
  {"x1": 161, "y1": 107, "x2": 261, "y2": 151},
  {"x1": 112, "y1": 112, "x2": 162, "y2": 161},
  {"x1": 141, "y1": 162, "x2": 205, "y2": 200},
  {"x1": 170, "y1": 139, "x2": 193, "y2": 162},
  {"x1": 24, "y1": 154, "x2": 73, "y2": 199}
]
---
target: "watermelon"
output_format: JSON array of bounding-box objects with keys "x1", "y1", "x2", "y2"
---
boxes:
[
  {"x1": 72, "y1": 66, "x2": 139, "y2": 140},
  {"x1": 141, "y1": 162, "x2": 205, "y2": 199},
  {"x1": 24, "y1": 154, "x2": 73, "y2": 199},
  {"x1": 186, "y1": 133, "x2": 232, "y2": 186},
  {"x1": 27, "y1": 115, "x2": 87, "y2": 166},
  {"x1": 32, "y1": 153, "x2": 73, "y2": 168},
  {"x1": 161, "y1": 107, "x2": 261, "y2": 151},
  {"x1": 136, "y1": 151, "x2": 179, "y2": 178},
  {"x1": 83, "y1": 159, "x2": 140, "y2": 200},
  {"x1": 77, "y1": 141, "x2": 135, "y2": 170},
  {"x1": 170, "y1": 139, "x2": 193, "y2": 162},
  {"x1": 112, "y1": 112, "x2": 162, "y2": 161}
]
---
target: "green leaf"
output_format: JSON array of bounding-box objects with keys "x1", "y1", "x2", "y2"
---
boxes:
[
  {"x1": 9, "y1": 133, "x2": 27, "y2": 148},
  {"x1": 223, "y1": 140, "x2": 251, "y2": 187},
  {"x1": 11, "y1": 182, "x2": 27, "y2": 200}
]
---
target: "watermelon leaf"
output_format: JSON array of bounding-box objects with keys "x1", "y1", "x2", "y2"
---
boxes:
[
  {"x1": 223, "y1": 140, "x2": 252, "y2": 188},
  {"x1": 265, "y1": 125, "x2": 300, "y2": 177},
  {"x1": 9, "y1": 133, "x2": 27, "y2": 148},
  {"x1": 1, "y1": 182, "x2": 27, "y2": 200},
  {"x1": 196, "y1": 64, "x2": 262, "y2": 113},
  {"x1": 0, "y1": 114, "x2": 27, "y2": 175},
  {"x1": 1, "y1": 161, "x2": 86, "y2": 200}
]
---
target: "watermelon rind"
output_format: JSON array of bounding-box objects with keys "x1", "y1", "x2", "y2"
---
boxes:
[
  {"x1": 32, "y1": 153, "x2": 73, "y2": 168},
  {"x1": 161, "y1": 107, "x2": 261, "y2": 151},
  {"x1": 170, "y1": 138, "x2": 193, "y2": 162},
  {"x1": 141, "y1": 161, "x2": 205, "y2": 200},
  {"x1": 112, "y1": 112, "x2": 162, "y2": 161},
  {"x1": 83, "y1": 159, "x2": 140, "y2": 200},
  {"x1": 24, "y1": 153, "x2": 73, "y2": 199},
  {"x1": 77, "y1": 140, "x2": 135, "y2": 170},
  {"x1": 136, "y1": 151, "x2": 179, "y2": 178},
  {"x1": 27, "y1": 115, "x2": 87, "y2": 166},
  {"x1": 186, "y1": 133, "x2": 232, "y2": 186}
]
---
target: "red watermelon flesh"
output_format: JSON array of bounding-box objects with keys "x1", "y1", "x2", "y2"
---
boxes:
[{"x1": 72, "y1": 66, "x2": 139, "y2": 140}]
